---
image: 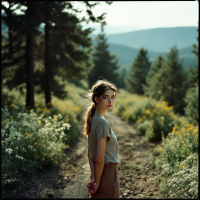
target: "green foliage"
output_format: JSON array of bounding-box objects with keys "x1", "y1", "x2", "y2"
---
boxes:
[
  {"x1": 143, "y1": 46, "x2": 188, "y2": 115},
  {"x1": 143, "y1": 55, "x2": 165, "y2": 98},
  {"x1": 125, "y1": 47, "x2": 151, "y2": 94},
  {"x1": 1, "y1": 82, "x2": 83, "y2": 196},
  {"x1": 88, "y1": 25, "x2": 120, "y2": 87},
  {"x1": 1, "y1": 105, "x2": 70, "y2": 187},
  {"x1": 117, "y1": 65, "x2": 127, "y2": 89},
  {"x1": 153, "y1": 123, "x2": 198, "y2": 199},
  {"x1": 184, "y1": 85, "x2": 198, "y2": 123},
  {"x1": 112, "y1": 89, "x2": 189, "y2": 141}
]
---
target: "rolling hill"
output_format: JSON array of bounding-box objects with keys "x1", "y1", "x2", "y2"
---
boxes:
[{"x1": 90, "y1": 26, "x2": 198, "y2": 52}]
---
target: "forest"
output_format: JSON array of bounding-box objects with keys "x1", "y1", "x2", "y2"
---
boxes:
[{"x1": 1, "y1": 1, "x2": 198, "y2": 199}]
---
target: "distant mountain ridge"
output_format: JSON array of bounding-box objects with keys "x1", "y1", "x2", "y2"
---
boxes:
[{"x1": 90, "y1": 26, "x2": 198, "y2": 52}]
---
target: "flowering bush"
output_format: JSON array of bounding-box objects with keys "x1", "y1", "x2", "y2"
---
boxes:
[
  {"x1": 1, "y1": 105, "x2": 71, "y2": 187},
  {"x1": 152, "y1": 123, "x2": 199, "y2": 199},
  {"x1": 112, "y1": 89, "x2": 189, "y2": 141},
  {"x1": 155, "y1": 153, "x2": 198, "y2": 199},
  {"x1": 154, "y1": 123, "x2": 198, "y2": 168}
]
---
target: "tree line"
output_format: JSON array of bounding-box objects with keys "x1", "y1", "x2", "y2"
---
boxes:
[
  {"x1": 124, "y1": 28, "x2": 198, "y2": 119},
  {"x1": 1, "y1": 1, "x2": 198, "y2": 121},
  {"x1": 1, "y1": 1, "x2": 112, "y2": 109}
]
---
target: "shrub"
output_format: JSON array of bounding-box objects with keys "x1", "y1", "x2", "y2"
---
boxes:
[
  {"x1": 112, "y1": 89, "x2": 189, "y2": 141},
  {"x1": 153, "y1": 123, "x2": 198, "y2": 199},
  {"x1": 1, "y1": 105, "x2": 71, "y2": 188},
  {"x1": 184, "y1": 85, "x2": 198, "y2": 123}
]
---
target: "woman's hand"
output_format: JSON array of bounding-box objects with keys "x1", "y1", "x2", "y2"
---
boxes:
[
  {"x1": 87, "y1": 178, "x2": 95, "y2": 192},
  {"x1": 88, "y1": 182, "x2": 99, "y2": 196}
]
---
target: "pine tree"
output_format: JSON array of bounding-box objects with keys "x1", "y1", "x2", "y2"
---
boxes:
[
  {"x1": 2, "y1": 1, "x2": 113, "y2": 108},
  {"x1": 143, "y1": 55, "x2": 165, "y2": 98},
  {"x1": 187, "y1": 27, "x2": 198, "y2": 88},
  {"x1": 88, "y1": 25, "x2": 119, "y2": 87},
  {"x1": 2, "y1": 2, "x2": 40, "y2": 109},
  {"x1": 117, "y1": 66, "x2": 127, "y2": 89},
  {"x1": 125, "y1": 47, "x2": 151, "y2": 94},
  {"x1": 184, "y1": 27, "x2": 198, "y2": 121},
  {"x1": 146, "y1": 46, "x2": 188, "y2": 114}
]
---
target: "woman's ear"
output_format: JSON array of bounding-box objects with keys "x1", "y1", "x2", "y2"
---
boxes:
[{"x1": 95, "y1": 96, "x2": 99, "y2": 103}]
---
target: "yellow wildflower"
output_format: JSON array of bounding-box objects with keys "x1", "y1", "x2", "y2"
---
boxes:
[
  {"x1": 10, "y1": 118, "x2": 14, "y2": 121},
  {"x1": 137, "y1": 118, "x2": 143, "y2": 123},
  {"x1": 183, "y1": 138, "x2": 186, "y2": 140},
  {"x1": 181, "y1": 128, "x2": 186, "y2": 132},
  {"x1": 150, "y1": 124, "x2": 153, "y2": 128},
  {"x1": 33, "y1": 142, "x2": 37, "y2": 146},
  {"x1": 145, "y1": 109, "x2": 151, "y2": 115},
  {"x1": 4, "y1": 141, "x2": 8, "y2": 145},
  {"x1": 26, "y1": 134, "x2": 31, "y2": 137},
  {"x1": 159, "y1": 148, "x2": 163, "y2": 151},
  {"x1": 175, "y1": 131, "x2": 179, "y2": 135},
  {"x1": 54, "y1": 115, "x2": 57, "y2": 118},
  {"x1": 153, "y1": 109, "x2": 156, "y2": 112},
  {"x1": 10, "y1": 104, "x2": 14, "y2": 107},
  {"x1": 4, "y1": 121, "x2": 6, "y2": 124}
]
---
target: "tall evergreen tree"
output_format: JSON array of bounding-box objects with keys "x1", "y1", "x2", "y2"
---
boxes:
[
  {"x1": 143, "y1": 55, "x2": 165, "y2": 97},
  {"x1": 145, "y1": 46, "x2": 187, "y2": 114},
  {"x1": 187, "y1": 27, "x2": 198, "y2": 88},
  {"x1": 125, "y1": 47, "x2": 151, "y2": 94},
  {"x1": 88, "y1": 25, "x2": 119, "y2": 87},
  {"x1": 117, "y1": 65, "x2": 127, "y2": 89},
  {"x1": 2, "y1": 1, "x2": 113, "y2": 108},
  {"x1": 184, "y1": 27, "x2": 198, "y2": 121}
]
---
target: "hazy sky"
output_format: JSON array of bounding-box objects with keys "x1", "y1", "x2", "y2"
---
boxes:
[
  {"x1": 2, "y1": 1, "x2": 199, "y2": 34},
  {"x1": 73, "y1": 1, "x2": 199, "y2": 33}
]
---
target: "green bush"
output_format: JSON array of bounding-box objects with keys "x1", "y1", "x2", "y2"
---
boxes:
[
  {"x1": 153, "y1": 123, "x2": 198, "y2": 199},
  {"x1": 112, "y1": 89, "x2": 189, "y2": 141},
  {"x1": 184, "y1": 85, "x2": 198, "y2": 123},
  {"x1": 1, "y1": 105, "x2": 70, "y2": 187}
]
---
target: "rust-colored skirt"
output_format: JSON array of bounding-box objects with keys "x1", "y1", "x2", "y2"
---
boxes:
[{"x1": 90, "y1": 163, "x2": 119, "y2": 199}]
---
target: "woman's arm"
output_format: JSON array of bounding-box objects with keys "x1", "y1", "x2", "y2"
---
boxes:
[
  {"x1": 87, "y1": 145, "x2": 95, "y2": 179},
  {"x1": 89, "y1": 137, "x2": 107, "y2": 195}
]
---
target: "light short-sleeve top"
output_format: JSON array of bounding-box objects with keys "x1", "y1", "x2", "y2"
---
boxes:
[{"x1": 88, "y1": 115, "x2": 119, "y2": 164}]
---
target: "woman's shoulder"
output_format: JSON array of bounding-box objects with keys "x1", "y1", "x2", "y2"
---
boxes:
[{"x1": 93, "y1": 115, "x2": 109, "y2": 127}]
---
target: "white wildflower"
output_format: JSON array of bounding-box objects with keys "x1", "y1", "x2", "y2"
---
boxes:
[
  {"x1": 5, "y1": 148, "x2": 13, "y2": 155},
  {"x1": 58, "y1": 113, "x2": 62, "y2": 119},
  {"x1": 189, "y1": 188, "x2": 194, "y2": 194}
]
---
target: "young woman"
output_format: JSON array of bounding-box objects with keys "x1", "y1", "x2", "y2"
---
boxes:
[{"x1": 83, "y1": 79, "x2": 120, "y2": 198}]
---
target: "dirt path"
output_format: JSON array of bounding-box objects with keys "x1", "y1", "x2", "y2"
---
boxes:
[{"x1": 7, "y1": 97, "x2": 160, "y2": 199}]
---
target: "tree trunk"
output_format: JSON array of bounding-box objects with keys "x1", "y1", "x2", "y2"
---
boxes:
[
  {"x1": 25, "y1": 2, "x2": 35, "y2": 110},
  {"x1": 44, "y1": 2, "x2": 51, "y2": 108}
]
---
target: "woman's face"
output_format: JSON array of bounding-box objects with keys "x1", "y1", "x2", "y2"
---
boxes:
[{"x1": 96, "y1": 89, "x2": 116, "y2": 111}]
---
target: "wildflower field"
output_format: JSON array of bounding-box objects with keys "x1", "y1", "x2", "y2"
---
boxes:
[
  {"x1": 1, "y1": 83, "x2": 83, "y2": 196},
  {"x1": 112, "y1": 89, "x2": 199, "y2": 199}
]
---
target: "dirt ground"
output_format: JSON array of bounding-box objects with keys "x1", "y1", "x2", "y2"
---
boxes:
[{"x1": 3, "y1": 97, "x2": 161, "y2": 199}]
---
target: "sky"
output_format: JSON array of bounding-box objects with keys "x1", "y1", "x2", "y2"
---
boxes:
[
  {"x1": 72, "y1": 1, "x2": 199, "y2": 34},
  {"x1": 2, "y1": 1, "x2": 199, "y2": 34}
]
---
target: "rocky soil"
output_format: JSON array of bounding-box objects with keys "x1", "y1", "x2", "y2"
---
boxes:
[{"x1": 2, "y1": 97, "x2": 161, "y2": 199}]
